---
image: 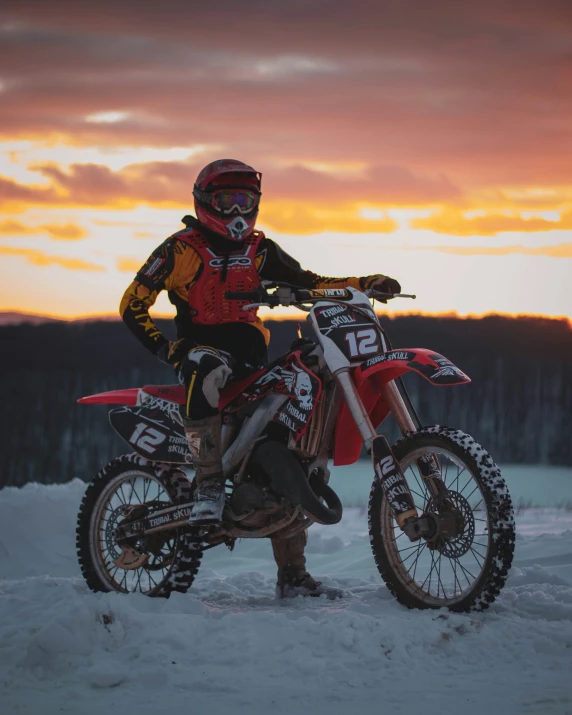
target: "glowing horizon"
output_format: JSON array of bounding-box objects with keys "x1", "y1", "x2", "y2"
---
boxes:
[{"x1": 3, "y1": 305, "x2": 570, "y2": 331}]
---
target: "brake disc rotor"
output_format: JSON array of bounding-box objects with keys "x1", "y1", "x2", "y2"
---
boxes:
[
  {"x1": 106, "y1": 504, "x2": 149, "y2": 570},
  {"x1": 426, "y1": 490, "x2": 475, "y2": 558}
]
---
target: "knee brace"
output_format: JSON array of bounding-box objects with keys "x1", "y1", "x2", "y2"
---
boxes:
[{"x1": 180, "y1": 347, "x2": 233, "y2": 419}]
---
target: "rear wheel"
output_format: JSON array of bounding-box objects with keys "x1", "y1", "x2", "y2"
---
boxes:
[
  {"x1": 368, "y1": 427, "x2": 515, "y2": 611},
  {"x1": 77, "y1": 454, "x2": 203, "y2": 597}
]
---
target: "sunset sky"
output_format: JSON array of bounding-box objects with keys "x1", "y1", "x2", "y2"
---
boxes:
[{"x1": 1, "y1": 0, "x2": 571, "y2": 321}]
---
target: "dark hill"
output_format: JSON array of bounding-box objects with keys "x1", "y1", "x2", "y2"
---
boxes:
[{"x1": 0, "y1": 314, "x2": 570, "y2": 486}]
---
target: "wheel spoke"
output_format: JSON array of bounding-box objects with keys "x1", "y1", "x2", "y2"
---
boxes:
[
  {"x1": 471, "y1": 542, "x2": 488, "y2": 557},
  {"x1": 436, "y1": 552, "x2": 446, "y2": 599},
  {"x1": 397, "y1": 543, "x2": 424, "y2": 555},
  {"x1": 410, "y1": 542, "x2": 428, "y2": 582},
  {"x1": 448, "y1": 557, "x2": 463, "y2": 594},
  {"x1": 461, "y1": 482, "x2": 479, "y2": 501},
  {"x1": 457, "y1": 559, "x2": 477, "y2": 584},
  {"x1": 407, "y1": 466, "x2": 428, "y2": 506},
  {"x1": 454, "y1": 466, "x2": 466, "y2": 493},
  {"x1": 132, "y1": 479, "x2": 144, "y2": 505},
  {"x1": 409, "y1": 487, "x2": 426, "y2": 503},
  {"x1": 469, "y1": 547, "x2": 485, "y2": 568},
  {"x1": 420, "y1": 553, "x2": 434, "y2": 592},
  {"x1": 116, "y1": 485, "x2": 128, "y2": 506},
  {"x1": 401, "y1": 547, "x2": 424, "y2": 565}
]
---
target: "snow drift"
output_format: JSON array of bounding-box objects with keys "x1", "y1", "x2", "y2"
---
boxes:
[{"x1": 1, "y1": 477, "x2": 572, "y2": 715}]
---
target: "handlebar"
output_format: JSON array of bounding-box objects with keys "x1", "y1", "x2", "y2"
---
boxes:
[{"x1": 224, "y1": 283, "x2": 416, "y2": 310}]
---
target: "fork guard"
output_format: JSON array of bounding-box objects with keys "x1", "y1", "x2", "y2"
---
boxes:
[{"x1": 372, "y1": 435, "x2": 417, "y2": 527}]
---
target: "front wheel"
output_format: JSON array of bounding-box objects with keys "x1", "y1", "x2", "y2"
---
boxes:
[{"x1": 368, "y1": 426, "x2": 515, "y2": 611}]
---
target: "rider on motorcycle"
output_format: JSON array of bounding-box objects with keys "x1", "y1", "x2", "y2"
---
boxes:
[{"x1": 120, "y1": 159, "x2": 401, "y2": 597}]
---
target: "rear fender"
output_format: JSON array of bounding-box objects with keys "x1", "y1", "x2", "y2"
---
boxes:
[
  {"x1": 78, "y1": 388, "x2": 141, "y2": 405},
  {"x1": 333, "y1": 349, "x2": 470, "y2": 466},
  {"x1": 77, "y1": 385, "x2": 186, "y2": 406}
]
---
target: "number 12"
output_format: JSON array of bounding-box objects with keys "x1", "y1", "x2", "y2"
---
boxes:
[{"x1": 344, "y1": 328, "x2": 379, "y2": 357}]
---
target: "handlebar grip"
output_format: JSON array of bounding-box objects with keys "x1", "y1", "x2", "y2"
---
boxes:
[{"x1": 224, "y1": 291, "x2": 263, "y2": 301}]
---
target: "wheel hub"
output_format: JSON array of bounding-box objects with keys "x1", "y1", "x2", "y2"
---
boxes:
[{"x1": 108, "y1": 502, "x2": 176, "y2": 572}]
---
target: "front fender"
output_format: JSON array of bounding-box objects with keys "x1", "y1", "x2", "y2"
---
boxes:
[
  {"x1": 359, "y1": 348, "x2": 470, "y2": 387},
  {"x1": 333, "y1": 349, "x2": 470, "y2": 466}
]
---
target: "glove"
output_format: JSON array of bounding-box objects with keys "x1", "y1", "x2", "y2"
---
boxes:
[
  {"x1": 361, "y1": 275, "x2": 401, "y2": 301},
  {"x1": 157, "y1": 339, "x2": 187, "y2": 368}
]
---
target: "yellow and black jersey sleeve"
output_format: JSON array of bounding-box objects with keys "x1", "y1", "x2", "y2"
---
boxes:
[
  {"x1": 119, "y1": 280, "x2": 166, "y2": 355},
  {"x1": 256, "y1": 238, "x2": 364, "y2": 291},
  {"x1": 119, "y1": 237, "x2": 202, "y2": 355}
]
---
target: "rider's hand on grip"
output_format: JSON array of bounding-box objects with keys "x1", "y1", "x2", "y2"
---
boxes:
[{"x1": 362, "y1": 275, "x2": 402, "y2": 303}]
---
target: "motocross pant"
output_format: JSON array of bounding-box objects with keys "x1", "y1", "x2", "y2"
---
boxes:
[{"x1": 177, "y1": 345, "x2": 308, "y2": 573}]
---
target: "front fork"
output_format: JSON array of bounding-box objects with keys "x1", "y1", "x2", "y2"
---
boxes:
[{"x1": 334, "y1": 370, "x2": 443, "y2": 529}]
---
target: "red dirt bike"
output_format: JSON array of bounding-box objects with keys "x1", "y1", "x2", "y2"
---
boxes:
[{"x1": 76, "y1": 284, "x2": 515, "y2": 611}]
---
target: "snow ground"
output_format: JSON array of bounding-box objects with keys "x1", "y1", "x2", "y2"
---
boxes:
[{"x1": 1, "y1": 467, "x2": 572, "y2": 715}]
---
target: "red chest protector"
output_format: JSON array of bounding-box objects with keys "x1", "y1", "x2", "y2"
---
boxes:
[{"x1": 178, "y1": 229, "x2": 264, "y2": 325}]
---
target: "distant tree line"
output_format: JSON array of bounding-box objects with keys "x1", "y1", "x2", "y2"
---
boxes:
[{"x1": 0, "y1": 314, "x2": 570, "y2": 487}]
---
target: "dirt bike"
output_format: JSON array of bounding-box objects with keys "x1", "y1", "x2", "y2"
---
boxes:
[{"x1": 76, "y1": 284, "x2": 515, "y2": 611}]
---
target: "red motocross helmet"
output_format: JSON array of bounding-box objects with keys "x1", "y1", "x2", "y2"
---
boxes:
[{"x1": 193, "y1": 159, "x2": 262, "y2": 241}]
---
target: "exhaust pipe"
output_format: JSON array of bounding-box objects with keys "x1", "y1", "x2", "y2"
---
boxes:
[{"x1": 250, "y1": 441, "x2": 343, "y2": 525}]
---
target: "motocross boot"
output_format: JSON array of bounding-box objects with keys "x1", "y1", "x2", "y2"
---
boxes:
[
  {"x1": 272, "y1": 531, "x2": 343, "y2": 600},
  {"x1": 185, "y1": 414, "x2": 226, "y2": 524}
]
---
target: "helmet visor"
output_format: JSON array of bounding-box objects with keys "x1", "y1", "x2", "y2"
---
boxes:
[{"x1": 211, "y1": 189, "x2": 259, "y2": 215}]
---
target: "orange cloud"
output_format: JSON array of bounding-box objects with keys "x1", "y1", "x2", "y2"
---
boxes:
[
  {"x1": 0, "y1": 160, "x2": 461, "y2": 211},
  {"x1": 260, "y1": 201, "x2": 397, "y2": 234},
  {"x1": 133, "y1": 231, "x2": 156, "y2": 239},
  {"x1": 0, "y1": 218, "x2": 87, "y2": 240},
  {"x1": 0, "y1": 160, "x2": 455, "y2": 235},
  {"x1": 117, "y1": 257, "x2": 143, "y2": 273},
  {"x1": 389, "y1": 243, "x2": 572, "y2": 258},
  {"x1": 412, "y1": 208, "x2": 572, "y2": 236},
  {"x1": 0, "y1": 246, "x2": 104, "y2": 271}
]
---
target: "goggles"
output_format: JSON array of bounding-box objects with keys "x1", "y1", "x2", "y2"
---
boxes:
[{"x1": 211, "y1": 188, "x2": 260, "y2": 215}]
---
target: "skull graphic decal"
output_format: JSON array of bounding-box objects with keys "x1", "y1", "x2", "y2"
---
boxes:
[
  {"x1": 224, "y1": 353, "x2": 321, "y2": 439},
  {"x1": 284, "y1": 365, "x2": 314, "y2": 411}
]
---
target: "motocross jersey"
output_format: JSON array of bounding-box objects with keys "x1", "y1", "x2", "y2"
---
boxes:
[{"x1": 120, "y1": 215, "x2": 372, "y2": 366}]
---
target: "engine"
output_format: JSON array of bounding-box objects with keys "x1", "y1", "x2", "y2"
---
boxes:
[{"x1": 229, "y1": 482, "x2": 284, "y2": 527}]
